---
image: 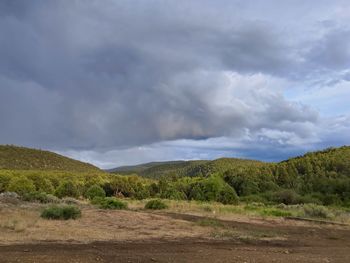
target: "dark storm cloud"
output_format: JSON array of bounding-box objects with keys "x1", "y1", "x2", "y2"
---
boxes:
[
  {"x1": 307, "y1": 29, "x2": 350, "y2": 70},
  {"x1": 0, "y1": 0, "x2": 349, "y2": 166}
]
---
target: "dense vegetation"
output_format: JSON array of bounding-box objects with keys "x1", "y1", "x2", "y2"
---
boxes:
[
  {"x1": 111, "y1": 146, "x2": 350, "y2": 207},
  {"x1": 0, "y1": 145, "x2": 102, "y2": 172},
  {"x1": 0, "y1": 145, "x2": 349, "y2": 208}
]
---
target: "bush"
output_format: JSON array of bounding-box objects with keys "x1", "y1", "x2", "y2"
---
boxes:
[
  {"x1": 271, "y1": 189, "x2": 300, "y2": 205},
  {"x1": 96, "y1": 197, "x2": 128, "y2": 210},
  {"x1": 61, "y1": 197, "x2": 80, "y2": 205},
  {"x1": 0, "y1": 174, "x2": 11, "y2": 192},
  {"x1": 322, "y1": 194, "x2": 342, "y2": 206},
  {"x1": 85, "y1": 184, "x2": 106, "y2": 200},
  {"x1": 302, "y1": 204, "x2": 334, "y2": 219},
  {"x1": 41, "y1": 205, "x2": 81, "y2": 220},
  {"x1": 189, "y1": 176, "x2": 231, "y2": 202},
  {"x1": 145, "y1": 199, "x2": 168, "y2": 210},
  {"x1": 22, "y1": 192, "x2": 59, "y2": 203},
  {"x1": 217, "y1": 184, "x2": 239, "y2": 205},
  {"x1": 299, "y1": 194, "x2": 323, "y2": 205},
  {"x1": 240, "y1": 194, "x2": 268, "y2": 204},
  {"x1": 27, "y1": 175, "x2": 54, "y2": 194},
  {"x1": 160, "y1": 189, "x2": 186, "y2": 200},
  {"x1": 7, "y1": 176, "x2": 35, "y2": 196},
  {"x1": 91, "y1": 196, "x2": 104, "y2": 205},
  {"x1": 55, "y1": 181, "x2": 79, "y2": 198},
  {"x1": 134, "y1": 187, "x2": 150, "y2": 200},
  {"x1": 0, "y1": 192, "x2": 20, "y2": 204}
]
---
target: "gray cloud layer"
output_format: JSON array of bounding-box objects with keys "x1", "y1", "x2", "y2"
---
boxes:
[{"x1": 0, "y1": 0, "x2": 349, "y2": 167}]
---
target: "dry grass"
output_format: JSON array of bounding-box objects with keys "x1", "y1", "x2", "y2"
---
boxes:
[
  {"x1": 1, "y1": 199, "x2": 349, "y2": 245},
  {"x1": 0, "y1": 203, "x2": 209, "y2": 245},
  {"x1": 0, "y1": 206, "x2": 39, "y2": 233},
  {"x1": 127, "y1": 199, "x2": 350, "y2": 228}
]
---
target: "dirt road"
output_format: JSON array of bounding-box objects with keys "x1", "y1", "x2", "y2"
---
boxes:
[
  {"x1": 0, "y1": 238, "x2": 349, "y2": 263},
  {"x1": 1, "y1": 212, "x2": 350, "y2": 263}
]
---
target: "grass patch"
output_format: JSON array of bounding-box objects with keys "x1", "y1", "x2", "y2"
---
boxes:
[
  {"x1": 260, "y1": 208, "x2": 293, "y2": 217},
  {"x1": 41, "y1": 205, "x2": 81, "y2": 220},
  {"x1": 93, "y1": 197, "x2": 128, "y2": 210},
  {"x1": 145, "y1": 199, "x2": 168, "y2": 210}
]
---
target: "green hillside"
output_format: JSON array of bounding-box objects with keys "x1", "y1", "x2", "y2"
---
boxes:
[
  {"x1": 0, "y1": 144, "x2": 349, "y2": 207},
  {"x1": 111, "y1": 158, "x2": 264, "y2": 178},
  {"x1": 109, "y1": 161, "x2": 192, "y2": 175},
  {"x1": 0, "y1": 145, "x2": 102, "y2": 173}
]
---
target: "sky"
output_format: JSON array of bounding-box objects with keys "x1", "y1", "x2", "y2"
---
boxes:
[{"x1": 0, "y1": 0, "x2": 350, "y2": 169}]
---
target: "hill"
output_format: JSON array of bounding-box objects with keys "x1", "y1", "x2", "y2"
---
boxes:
[
  {"x1": 108, "y1": 161, "x2": 190, "y2": 174},
  {"x1": 108, "y1": 145, "x2": 350, "y2": 206},
  {"x1": 110, "y1": 146, "x2": 350, "y2": 180},
  {"x1": 110, "y1": 158, "x2": 264, "y2": 178},
  {"x1": 0, "y1": 145, "x2": 103, "y2": 173}
]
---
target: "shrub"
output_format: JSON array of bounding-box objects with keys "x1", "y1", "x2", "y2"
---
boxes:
[
  {"x1": 96, "y1": 197, "x2": 128, "y2": 210},
  {"x1": 302, "y1": 204, "x2": 334, "y2": 219},
  {"x1": 85, "y1": 184, "x2": 106, "y2": 200},
  {"x1": 322, "y1": 194, "x2": 342, "y2": 206},
  {"x1": 271, "y1": 189, "x2": 300, "y2": 205},
  {"x1": 0, "y1": 174, "x2": 11, "y2": 192},
  {"x1": 145, "y1": 199, "x2": 168, "y2": 210},
  {"x1": 27, "y1": 175, "x2": 54, "y2": 194},
  {"x1": 62, "y1": 197, "x2": 80, "y2": 205},
  {"x1": 45, "y1": 194, "x2": 60, "y2": 203},
  {"x1": 0, "y1": 192, "x2": 20, "y2": 204},
  {"x1": 22, "y1": 192, "x2": 58, "y2": 203},
  {"x1": 189, "y1": 176, "x2": 230, "y2": 202},
  {"x1": 91, "y1": 196, "x2": 104, "y2": 205},
  {"x1": 160, "y1": 188, "x2": 186, "y2": 200},
  {"x1": 299, "y1": 194, "x2": 323, "y2": 205},
  {"x1": 217, "y1": 184, "x2": 239, "y2": 205},
  {"x1": 7, "y1": 176, "x2": 35, "y2": 196},
  {"x1": 134, "y1": 187, "x2": 150, "y2": 200},
  {"x1": 55, "y1": 181, "x2": 79, "y2": 198},
  {"x1": 41, "y1": 205, "x2": 81, "y2": 220},
  {"x1": 240, "y1": 194, "x2": 268, "y2": 204}
]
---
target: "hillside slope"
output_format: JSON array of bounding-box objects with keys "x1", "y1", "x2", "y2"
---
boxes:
[
  {"x1": 111, "y1": 158, "x2": 264, "y2": 178},
  {"x1": 109, "y1": 161, "x2": 190, "y2": 174},
  {"x1": 110, "y1": 146, "x2": 350, "y2": 180},
  {"x1": 0, "y1": 145, "x2": 102, "y2": 173}
]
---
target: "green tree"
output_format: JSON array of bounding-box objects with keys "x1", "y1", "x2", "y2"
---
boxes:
[
  {"x1": 85, "y1": 184, "x2": 106, "y2": 200},
  {"x1": 0, "y1": 173, "x2": 11, "y2": 192},
  {"x1": 8, "y1": 176, "x2": 35, "y2": 196},
  {"x1": 217, "y1": 184, "x2": 239, "y2": 205},
  {"x1": 55, "y1": 181, "x2": 79, "y2": 198}
]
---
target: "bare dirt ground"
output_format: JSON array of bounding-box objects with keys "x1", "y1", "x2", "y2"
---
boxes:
[{"x1": 1, "y1": 204, "x2": 350, "y2": 262}]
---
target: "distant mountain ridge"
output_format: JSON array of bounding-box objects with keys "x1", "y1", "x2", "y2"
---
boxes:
[
  {"x1": 109, "y1": 146, "x2": 350, "y2": 179},
  {"x1": 0, "y1": 145, "x2": 103, "y2": 173},
  {"x1": 108, "y1": 160, "x2": 190, "y2": 173},
  {"x1": 109, "y1": 158, "x2": 264, "y2": 178}
]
